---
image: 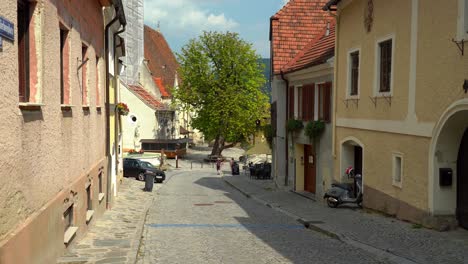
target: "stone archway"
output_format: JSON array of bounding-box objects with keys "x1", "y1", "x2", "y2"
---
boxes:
[
  {"x1": 429, "y1": 100, "x2": 468, "y2": 225},
  {"x1": 340, "y1": 137, "x2": 364, "y2": 183}
]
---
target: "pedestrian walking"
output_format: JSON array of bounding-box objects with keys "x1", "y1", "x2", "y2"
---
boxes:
[
  {"x1": 230, "y1": 158, "x2": 234, "y2": 174},
  {"x1": 216, "y1": 158, "x2": 222, "y2": 175}
]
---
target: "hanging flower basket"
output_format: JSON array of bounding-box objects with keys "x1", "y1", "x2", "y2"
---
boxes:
[
  {"x1": 116, "y1": 102, "x2": 129, "y2": 116},
  {"x1": 286, "y1": 119, "x2": 304, "y2": 132},
  {"x1": 305, "y1": 120, "x2": 325, "y2": 139}
]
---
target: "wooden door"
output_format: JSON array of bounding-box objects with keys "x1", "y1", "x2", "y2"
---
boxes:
[
  {"x1": 457, "y1": 128, "x2": 468, "y2": 229},
  {"x1": 304, "y1": 145, "x2": 316, "y2": 193},
  {"x1": 354, "y1": 146, "x2": 363, "y2": 175}
]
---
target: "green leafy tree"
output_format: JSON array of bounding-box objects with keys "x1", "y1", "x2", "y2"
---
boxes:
[{"x1": 174, "y1": 31, "x2": 269, "y2": 156}]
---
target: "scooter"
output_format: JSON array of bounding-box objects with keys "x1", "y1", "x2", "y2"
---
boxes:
[{"x1": 324, "y1": 166, "x2": 363, "y2": 208}]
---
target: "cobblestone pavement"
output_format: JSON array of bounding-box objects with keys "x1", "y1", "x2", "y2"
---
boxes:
[
  {"x1": 223, "y1": 173, "x2": 468, "y2": 264},
  {"x1": 136, "y1": 168, "x2": 393, "y2": 264},
  {"x1": 57, "y1": 177, "x2": 164, "y2": 264}
]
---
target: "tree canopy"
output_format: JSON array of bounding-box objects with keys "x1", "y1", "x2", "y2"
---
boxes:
[{"x1": 174, "y1": 31, "x2": 269, "y2": 156}]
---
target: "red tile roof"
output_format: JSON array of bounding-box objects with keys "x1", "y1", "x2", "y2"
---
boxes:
[
  {"x1": 283, "y1": 22, "x2": 335, "y2": 73},
  {"x1": 144, "y1": 25, "x2": 179, "y2": 97},
  {"x1": 128, "y1": 85, "x2": 165, "y2": 110},
  {"x1": 153, "y1": 77, "x2": 171, "y2": 98},
  {"x1": 270, "y1": 0, "x2": 332, "y2": 75}
]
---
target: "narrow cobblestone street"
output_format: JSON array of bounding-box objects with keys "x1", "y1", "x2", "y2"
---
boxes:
[
  {"x1": 57, "y1": 148, "x2": 468, "y2": 264},
  {"x1": 136, "y1": 168, "x2": 393, "y2": 264}
]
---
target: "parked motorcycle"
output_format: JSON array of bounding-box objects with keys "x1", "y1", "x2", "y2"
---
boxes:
[{"x1": 324, "y1": 166, "x2": 363, "y2": 208}]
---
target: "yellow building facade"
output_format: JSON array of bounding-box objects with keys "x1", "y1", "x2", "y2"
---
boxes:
[{"x1": 329, "y1": 0, "x2": 468, "y2": 229}]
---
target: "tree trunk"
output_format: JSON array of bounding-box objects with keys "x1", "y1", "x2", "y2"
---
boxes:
[{"x1": 211, "y1": 135, "x2": 225, "y2": 156}]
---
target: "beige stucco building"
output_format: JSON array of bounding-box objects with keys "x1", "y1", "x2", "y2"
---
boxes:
[
  {"x1": 325, "y1": 0, "x2": 468, "y2": 229},
  {"x1": 0, "y1": 0, "x2": 126, "y2": 262},
  {"x1": 283, "y1": 23, "x2": 335, "y2": 198}
]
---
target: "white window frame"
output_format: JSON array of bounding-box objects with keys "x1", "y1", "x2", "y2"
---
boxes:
[
  {"x1": 374, "y1": 34, "x2": 395, "y2": 97},
  {"x1": 346, "y1": 47, "x2": 361, "y2": 99},
  {"x1": 392, "y1": 152, "x2": 403, "y2": 188},
  {"x1": 314, "y1": 83, "x2": 320, "y2": 121},
  {"x1": 457, "y1": 0, "x2": 468, "y2": 40}
]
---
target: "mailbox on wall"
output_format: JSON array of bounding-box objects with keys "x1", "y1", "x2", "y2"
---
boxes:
[{"x1": 439, "y1": 168, "x2": 453, "y2": 187}]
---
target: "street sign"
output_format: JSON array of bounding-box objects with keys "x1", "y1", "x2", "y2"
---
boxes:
[{"x1": 0, "y1": 17, "x2": 14, "y2": 41}]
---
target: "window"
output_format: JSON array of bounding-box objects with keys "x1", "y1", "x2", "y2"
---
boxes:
[
  {"x1": 301, "y1": 84, "x2": 314, "y2": 121},
  {"x1": 288, "y1": 86, "x2": 294, "y2": 119},
  {"x1": 18, "y1": 0, "x2": 31, "y2": 102},
  {"x1": 60, "y1": 27, "x2": 69, "y2": 104},
  {"x1": 460, "y1": 0, "x2": 468, "y2": 38},
  {"x1": 465, "y1": 0, "x2": 468, "y2": 34},
  {"x1": 86, "y1": 186, "x2": 92, "y2": 211},
  {"x1": 392, "y1": 154, "x2": 403, "y2": 187},
  {"x1": 86, "y1": 185, "x2": 94, "y2": 223},
  {"x1": 81, "y1": 44, "x2": 88, "y2": 105},
  {"x1": 349, "y1": 51, "x2": 359, "y2": 96},
  {"x1": 63, "y1": 205, "x2": 73, "y2": 231},
  {"x1": 295, "y1": 86, "x2": 303, "y2": 119},
  {"x1": 98, "y1": 172, "x2": 105, "y2": 202},
  {"x1": 98, "y1": 172, "x2": 103, "y2": 193},
  {"x1": 318, "y1": 82, "x2": 331, "y2": 122},
  {"x1": 378, "y1": 39, "x2": 392, "y2": 93},
  {"x1": 63, "y1": 204, "x2": 78, "y2": 244},
  {"x1": 96, "y1": 56, "x2": 100, "y2": 106}
]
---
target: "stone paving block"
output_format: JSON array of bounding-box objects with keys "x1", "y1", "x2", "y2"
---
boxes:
[
  {"x1": 57, "y1": 178, "x2": 157, "y2": 264},
  {"x1": 137, "y1": 168, "x2": 392, "y2": 264},
  {"x1": 223, "y1": 174, "x2": 468, "y2": 264}
]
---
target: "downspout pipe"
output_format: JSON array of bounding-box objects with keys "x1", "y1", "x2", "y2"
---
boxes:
[
  {"x1": 280, "y1": 70, "x2": 290, "y2": 187},
  {"x1": 105, "y1": 15, "x2": 119, "y2": 209},
  {"x1": 113, "y1": 25, "x2": 126, "y2": 182}
]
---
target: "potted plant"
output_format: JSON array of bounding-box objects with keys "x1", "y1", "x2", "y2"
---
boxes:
[
  {"x1": 286, "y1": 119, "x2": 304, "y2": 132},
  {"x1": 116, "y1": 102, "x2": 129, "y2": 116},
  {"x1": 305, "y1": 120, "x2": 325, "y2": 139}
]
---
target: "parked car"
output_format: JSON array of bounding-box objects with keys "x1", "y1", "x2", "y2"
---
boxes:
[{"x1": 123, "y1": 158, "x2": 166, "y2": 183}]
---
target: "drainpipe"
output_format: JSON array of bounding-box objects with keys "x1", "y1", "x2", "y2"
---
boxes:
[
  {"x1": 280, "y1": 70, "x2": 290, "y2": 187},
  {"x1": 105, "y1": 15, "x2": 119, "y2": 209},
  {"x1": 113, "y1": 25, "x2": 126, "y2": 182}
]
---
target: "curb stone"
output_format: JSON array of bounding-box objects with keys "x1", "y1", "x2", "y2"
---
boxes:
[
  {"x1": 223, "y1": 177, "x2": 340, "y2": 239},
  {"x1": 131, "y1": 197, "x2": 154, "y2": 264}
]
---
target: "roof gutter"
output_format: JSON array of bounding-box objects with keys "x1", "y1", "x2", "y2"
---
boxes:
[
  {"x1": 322, "y1": 0, "x2": 341, "y2": 11},
  {"x1": 105, "y1": 0, "x2": 126, "y2": 209},
  {"x1": 112, "y1": 24, "x2": 126, "y2": 208}
]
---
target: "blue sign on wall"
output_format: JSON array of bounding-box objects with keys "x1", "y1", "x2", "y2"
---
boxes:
[{"x1": 0, "y1": 17, "x2": 14, "y2": 41}]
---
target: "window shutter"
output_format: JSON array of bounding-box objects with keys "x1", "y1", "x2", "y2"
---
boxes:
[
  {"x1": 288, "y1": 86, "x2": 294, "y2": 119},
  {"x1": 302, "y1": 84, "x2": 314, "y2": 121},
  {"x1": 18, "y1": 0, "x2": 30, "y2": 102},
  {"x1": 323, "y1": 82, "x2": 331, "y2": 123},
  {"x1": 301, "y1": 86, "x2": 307, "y2": 120},
  {"x1": 310, "y1": 84, "x2": 315, "y2": 121}
]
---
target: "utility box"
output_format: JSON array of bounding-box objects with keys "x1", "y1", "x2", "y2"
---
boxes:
[{"x1": 439, "y1": 168, "x2": 453, "y2": 187}]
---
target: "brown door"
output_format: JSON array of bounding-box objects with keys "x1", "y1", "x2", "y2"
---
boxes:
[
  {"x1": 457, "y1": 128, "x2": 468, "y2": 229},
  {"x1": 304, "y1": 145, "x2": 316, "y2": 193},
  {"x1": 354, "y1": 146, "x2": 363, "y2": 175}
]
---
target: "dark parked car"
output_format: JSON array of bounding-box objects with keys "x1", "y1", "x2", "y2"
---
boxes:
[{"x1": 123, "y1": 158, "x2": 166, "y2": 183}]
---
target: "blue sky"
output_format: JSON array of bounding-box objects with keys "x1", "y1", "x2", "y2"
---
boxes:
[{"x1": 143, "y1": 0, "x2": 289, "y2": 58}]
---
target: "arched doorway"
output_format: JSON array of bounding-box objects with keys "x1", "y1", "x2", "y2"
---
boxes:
[
  {"x1": 430, "y1": 105, "x2": 468, "y2": 227},
  {"x1": 457, "y1": 128, "x2": 468, "y2": 228},
  {"x1": 340, "y1": 137, "x2": 364, "y2": 182}
]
